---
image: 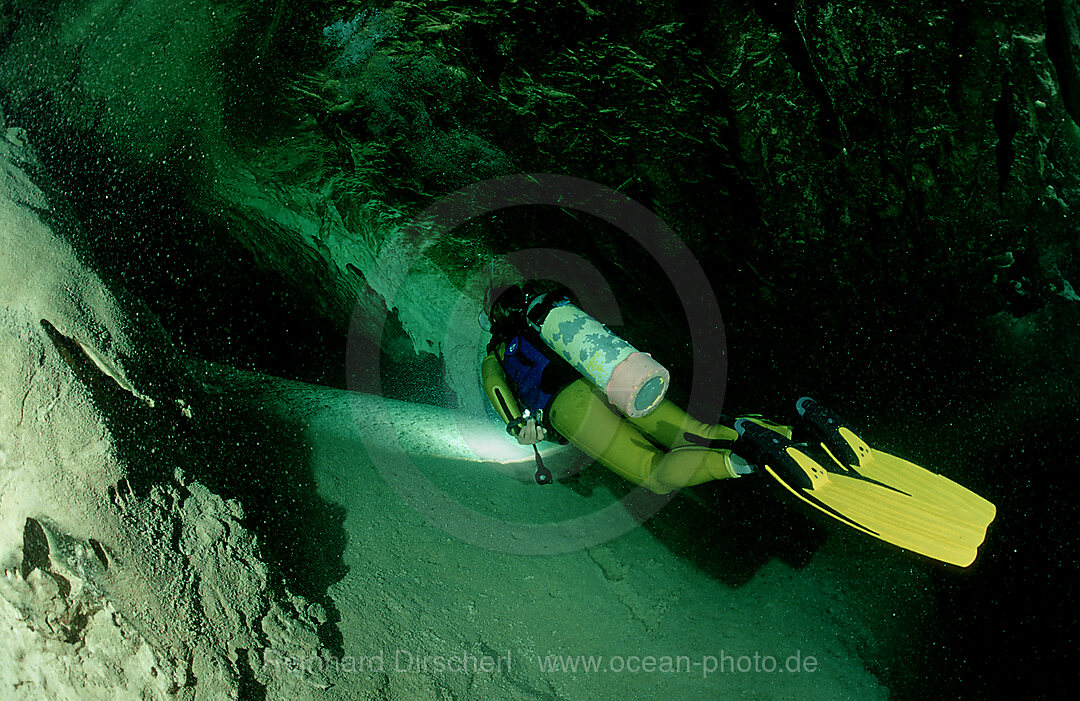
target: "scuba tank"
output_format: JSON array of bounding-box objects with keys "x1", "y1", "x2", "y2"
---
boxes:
[{"x1": 525, "y1": 293, "x2": 670, "y2": 418}]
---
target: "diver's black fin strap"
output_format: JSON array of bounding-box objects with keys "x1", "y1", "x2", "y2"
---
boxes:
[
  {"x1": 796, "y1": 397, "x2": 860, "y2": 468},
  {"x1": 734, "y1": 420, "x2": 818, "y2": 490}
]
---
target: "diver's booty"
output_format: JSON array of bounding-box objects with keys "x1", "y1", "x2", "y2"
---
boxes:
[
  {"x1": 734, "y1": 418, "x2": 828, "y2": 490},
  {"x1": 795, "y1": 397, "x2": 867, "y2": 469}
]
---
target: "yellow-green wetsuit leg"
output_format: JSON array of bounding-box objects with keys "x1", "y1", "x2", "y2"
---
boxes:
[
  {"x1": 548, "y1": 379, "x2": 738, "y2": 494},
  {"x1": 627, "y1": 395, "x2": 738, "y2": 448}
]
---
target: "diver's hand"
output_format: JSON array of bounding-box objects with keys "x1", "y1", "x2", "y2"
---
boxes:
[{"x1": 516, "y1": 418, "x2": 547, "y2": 445}]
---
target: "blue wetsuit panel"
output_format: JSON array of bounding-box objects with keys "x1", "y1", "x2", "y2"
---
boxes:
[{"x1": 502, "y1": 334, "x2": 554, "y2": 415}]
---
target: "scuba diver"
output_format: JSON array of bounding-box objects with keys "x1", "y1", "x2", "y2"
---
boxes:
[{"x1": 479, "y1": 281, "x2": 996, "y2": 567}]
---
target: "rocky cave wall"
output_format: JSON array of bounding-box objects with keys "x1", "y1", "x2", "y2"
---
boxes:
[
  {"x1": 2, "y1": 0, "x2": 1077, "y2": 420},
  {"x1": 0, "y1": 108, "x2": 331, "y2": 699}
]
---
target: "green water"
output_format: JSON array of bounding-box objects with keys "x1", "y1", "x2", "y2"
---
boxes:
[{"x1": 3, "y1": 0, "x2": 1075, "y2": 697}]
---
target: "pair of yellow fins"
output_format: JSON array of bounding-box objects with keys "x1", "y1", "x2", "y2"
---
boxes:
[{"x1": 734, "y1": 398, "x2": 996, "y2": 567}]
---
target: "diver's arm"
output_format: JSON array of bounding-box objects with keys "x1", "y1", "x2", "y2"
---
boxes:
[
  {"x1": 482, "y1": 352, "x2": 522, "y2": 426},
  {"x1": 482, "y1": 352, "x2": 547, "y2": 444}
]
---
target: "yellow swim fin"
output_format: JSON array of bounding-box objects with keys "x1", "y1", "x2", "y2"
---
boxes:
[
  {"x1": 795, "y1": 397, "x2": 997, "y2": 525},
  {"x1": 734, "y1": 413, "x2": 995, "y2": 568}
]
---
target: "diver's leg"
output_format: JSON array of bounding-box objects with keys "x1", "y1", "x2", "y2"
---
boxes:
[
  {"x1": 631, "y1": 399, "x2": 795, "y2": 452},
  {"x1": 628, "y1": 398, "x2": 737, "y2": 448},
  {"x1": 548, "y1": 380, "x2": 658, "y2": 486},
  {"x1": 548, "y1": 380, "x2": 738, "y2": 494},
  {"x1": 654, "y1": 446, "x2": 742, "y2": 492}
]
